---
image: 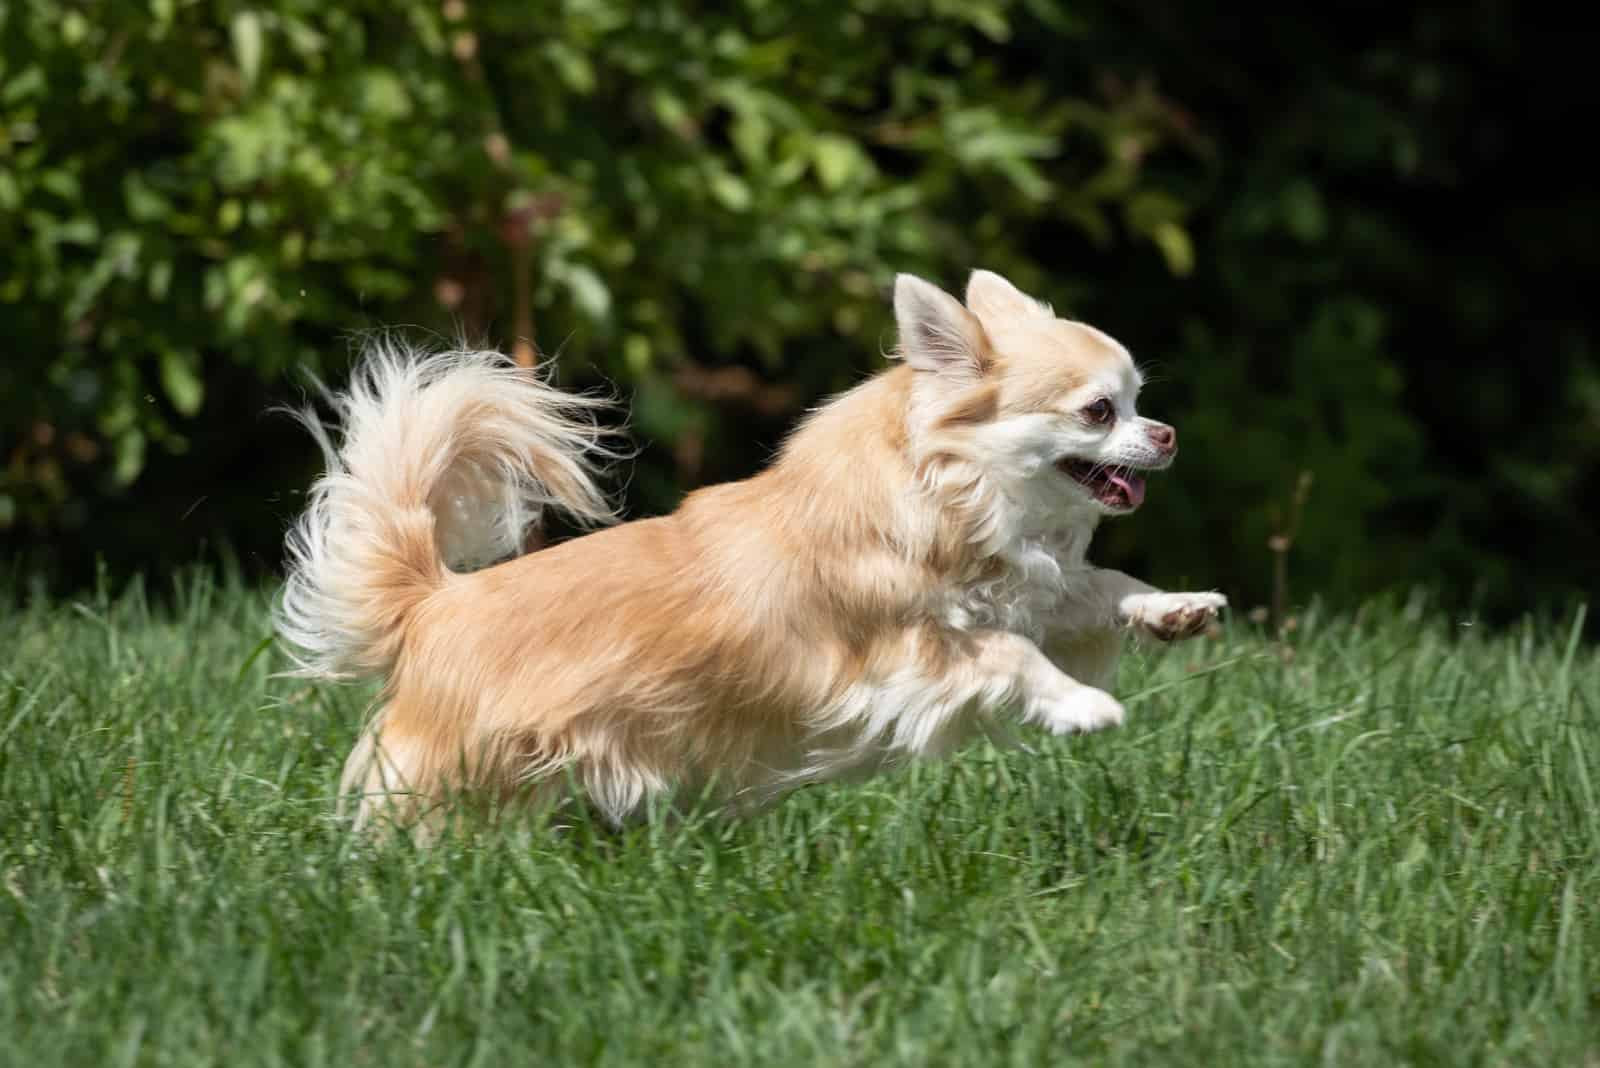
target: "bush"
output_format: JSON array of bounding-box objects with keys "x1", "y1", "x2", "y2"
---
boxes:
[{"x1": 2, "y1": 1, "x2": 1595, "y2": 616}]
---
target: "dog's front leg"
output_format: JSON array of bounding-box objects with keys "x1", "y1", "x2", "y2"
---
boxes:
[
  {"x1": 1052, "y1": 569, "x2": 1227, "y2": 643},
  {"x1": 1039, "y1": 570, "x2": 1138, "y2": 692},
  {"x1": 1041, "y1": 570, "x2": 1228, "y2": 689},
  {"x1": 912, "y1": 627, "x2": 1125, "y2": 736}
]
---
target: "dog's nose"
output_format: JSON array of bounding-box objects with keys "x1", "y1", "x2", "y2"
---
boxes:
[{"x1": 1146, "y1": 422, "x2": 1176, "y2": 453}]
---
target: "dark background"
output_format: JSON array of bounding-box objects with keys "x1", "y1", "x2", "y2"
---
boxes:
[{"x1": 3, "y1": 1, "x2": 1595, "y2": 620}]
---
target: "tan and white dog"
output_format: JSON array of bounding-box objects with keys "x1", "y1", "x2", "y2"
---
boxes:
[{"x1": 278, "y1": 270, "x2": 1226, "y2": 830}]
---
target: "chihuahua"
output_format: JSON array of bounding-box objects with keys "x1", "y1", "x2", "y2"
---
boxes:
[{"x1": 279, "y1": 270, "x2": 1226, "y2": 830}]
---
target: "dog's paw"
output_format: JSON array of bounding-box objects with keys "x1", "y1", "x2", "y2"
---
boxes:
[
  {"x1": 1122, "y1": 591, "x2": 1228, "y2": 642},
  {"x1": 1040, "y1": 687, "x2": 1126, "y2": 735}
]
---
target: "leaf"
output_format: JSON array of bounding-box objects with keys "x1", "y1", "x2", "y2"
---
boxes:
[
  {"x1": 812, "y1": 135, "x2": 861, "y2": 191},
  {"x1": 123, "y1": 174, "x2": 171, "y2": 223},
  {"x1": 40, "y1": 170, "x2": 81, "y2": 200},
  {"x1": 1062, "y1": 201, "x2": 1112, "y2": 245},
  {"x1": 66, "y1": 237, "x2": 133, "y2": 321},
  {"x1": 945, "y1": 109, "x2": 1057, "y2": 165},
  {"x1": 546, "y1": 42, "x2": 596, "y2": 94},
  {"x1": 651, "y1": 89, "x2": 692, "y2": 137},
  {"x1": 55, "y1": 217, "x2": 99, "y2": 245},
  {"x1": 359, "y1": 70, "x2": 411, "y2": 121},
  {"x1": 148, "y1": 260, "x2": 173, "y2": 300},
  {"x1": 996, "y1": 157, "x2": 1052, "y2": 202},
  {"x1": 730, "y1": 111, "x2": 772, "y2": 167},
  {"x1": 708, "y1": 170, "x2": 752, "y2": 212},
  {"x1": 560, "y1": 264, "x2": 612, "y2": 321},
  {"x1": 113, "y1": 428, "x2": 146, "y2": 487},
  {"x1": 1126, "y1": 190, "x2": 1187, "y2": 232},
  {"x1": 159, "y1": 350, "x2": 205, "y2": 417},
  {"x1": 624, "y1": 334, "x2": 652, "y2": 375},
  {"x1": 1151, "y1": 221, "x2": 1194, "y2": 276},
  {"x1": 61, "y1": 11, "x2": 89, "y2": 45},
  {"x1": 962, "y1": 3, "x2": 1011, "y2": 41},
  {"x1": 2, "y1": 65, "x2": 46, "y2": 104},
  {"x1": 232, "y1": 11, "x2": 264, "y2": 89},
  {"x1": 1282, "y1": 179, "x2": 1327, "y2": 243}
]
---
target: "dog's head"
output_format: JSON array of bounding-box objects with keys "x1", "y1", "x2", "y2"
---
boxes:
[{"x1": 894, "y1": 270, "x2": 1174, "y2": 518}]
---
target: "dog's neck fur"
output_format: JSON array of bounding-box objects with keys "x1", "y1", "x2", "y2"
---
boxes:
[{"x1": 760, "y1": 364, "x2": 1099, "y2": 642}]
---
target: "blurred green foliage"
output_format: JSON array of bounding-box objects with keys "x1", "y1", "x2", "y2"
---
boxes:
[{"x1": 1, "y1": 1, "x2": 1595, "y2": 615}]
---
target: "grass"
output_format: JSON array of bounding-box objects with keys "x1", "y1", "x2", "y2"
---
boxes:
[{"x1": 1, "y1": 573, "x2": 1596, "y2": 1066}]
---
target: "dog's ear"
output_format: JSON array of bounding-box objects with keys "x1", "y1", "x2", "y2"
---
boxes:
[
  {"x1": 965, "y1": 269, "x2": 1051, "y2": 327},
  {"x1": 893, "y1": 274, "x2": 991, "y2": 380}
]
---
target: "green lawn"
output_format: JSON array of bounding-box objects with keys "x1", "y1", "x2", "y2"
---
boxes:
[{"x1": 2, "y1": 575, "x2": 1596, "y2": 1065}]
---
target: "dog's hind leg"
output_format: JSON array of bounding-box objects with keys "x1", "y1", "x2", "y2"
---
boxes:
[{"x1": 338, "y1": 710, "x2": 462, "y2": 837}]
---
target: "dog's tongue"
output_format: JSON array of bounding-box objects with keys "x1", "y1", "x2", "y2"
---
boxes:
[{"x1": 1108, "y1": 471, "x2": 1146, "y2": 508}]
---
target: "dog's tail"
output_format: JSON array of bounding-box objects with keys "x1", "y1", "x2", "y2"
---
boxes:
[{"x1": 276, "y1": 339, "x2": 619, "y2": 680}]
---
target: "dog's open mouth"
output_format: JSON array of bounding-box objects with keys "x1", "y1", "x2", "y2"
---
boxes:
[{"x1": 1058, "y1": 460, "x2": 1147, "y2": 510}]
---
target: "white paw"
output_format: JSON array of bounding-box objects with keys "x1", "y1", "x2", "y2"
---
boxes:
[
  {"x1": 1041, "y1": 687, "x2": 1126, "y2": 735},
  {"x1": 1122, "y1": 591, "x2": 1228, "y2": 642}
]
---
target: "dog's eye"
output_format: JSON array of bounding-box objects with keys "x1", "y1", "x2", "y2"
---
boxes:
[{"x1": 1083, "y1": 398, "x2": 1115, "y2": 425}]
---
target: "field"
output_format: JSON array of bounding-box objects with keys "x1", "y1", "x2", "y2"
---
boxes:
[{"x1": 2, "y1": 575, "x2": 1596, "y2": 1065}]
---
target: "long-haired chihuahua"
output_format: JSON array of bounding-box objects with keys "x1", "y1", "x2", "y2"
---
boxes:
[{"x1": 279, "y1": 270, "x2": 1226, "y2": 831}]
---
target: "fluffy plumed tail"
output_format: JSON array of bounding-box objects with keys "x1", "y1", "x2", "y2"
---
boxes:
[{"x1": 277, "y1": 340, "x2": 619, "y2": 680}]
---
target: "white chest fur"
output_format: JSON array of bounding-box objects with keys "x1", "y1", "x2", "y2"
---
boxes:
[{"x1": 942, "y1": 527, "x2": 1097, "y2": 643}]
